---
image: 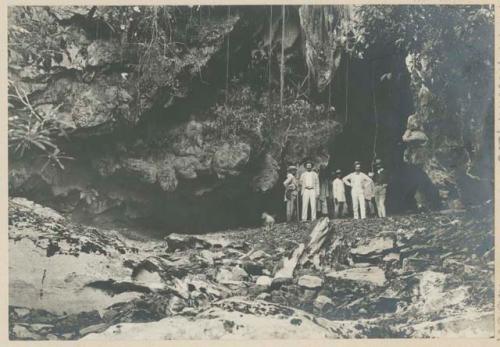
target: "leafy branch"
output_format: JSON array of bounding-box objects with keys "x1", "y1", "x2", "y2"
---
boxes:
[{"x1": 8, "y1": 80, "x2": 74, "y2": 170}]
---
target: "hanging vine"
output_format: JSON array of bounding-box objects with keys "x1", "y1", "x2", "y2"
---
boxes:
[
  {"x1": 225, "y1": 6, "x2": 231, "y2": 106},
  {"x1": 268, "y1": 6, "x2": 273, "y2": 109},
  {"x1": 371, "y1": 61, "x2": 379, "y2": 165},
  {"x1": 280, "y1": 5, "x2": 285, "y2": 110}
]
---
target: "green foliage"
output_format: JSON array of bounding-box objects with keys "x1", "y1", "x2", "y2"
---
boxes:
[
  {"x1": 354, "y1": 5, "x2": 493, "y2": 55},
  {"x1": 205, "y1": 78, "x2": 335, "y2": 148},
  {"x1": 8, "y1": 80, "x2": 73, "y2": 170},
  {"x1": 355, "y1": 5, "x2": 493, "y2": 145}
]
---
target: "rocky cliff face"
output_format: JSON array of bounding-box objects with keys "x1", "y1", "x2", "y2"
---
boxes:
[
  {"x1": 8, "y1": 6, "x2": 344, "y2": 231},
  {"x1": 400, "y1": 7, "x2": 494, "y2": 209},
  {"x1": 8, "y1": 5, "x2": 494, "y2": 231}
]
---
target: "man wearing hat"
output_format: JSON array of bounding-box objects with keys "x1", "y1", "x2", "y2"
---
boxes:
[
  {"x1": 332, "y1": 169, "x2": 347, "y2": 218},
  {"x1": 364, "y1": 172, "x2": 376, "y2": 216},
  {"x1": 283, "y1": 165, "x2": 298, "y2": 222},
  {"x1": 343, "y1": 161, "x2": 372, "y2": 219},
  {"x1": 373, "y1": 159, "x2": 388, "y2": 217},
  {"x1": 299, "y1": 161, "x2": 320, "y2": 221}
]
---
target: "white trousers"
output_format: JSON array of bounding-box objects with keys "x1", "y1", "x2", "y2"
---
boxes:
[
  {"x1": 302, "y1": 189, "x2": 317, "y2": 221},
  {"x1": 351, "y1": 190, "x2": 366, "y2": 219},
  {"x1": 375, "y1": 186, "x2": 387, "y2": 217}
]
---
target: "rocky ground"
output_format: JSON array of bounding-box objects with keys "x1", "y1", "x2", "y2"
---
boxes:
[{"x1": 9, "y1": 197, "x2": 494, "y2": 340}]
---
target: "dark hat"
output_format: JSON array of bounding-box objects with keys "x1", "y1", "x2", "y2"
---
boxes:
[{"x1": 304, "y1": 160, "x2": 313, "y2": 166}]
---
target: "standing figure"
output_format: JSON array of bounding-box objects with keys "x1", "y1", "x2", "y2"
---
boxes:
[
  {"x1": 283, "y1": 165, "x2": 298, "y2": 222},
  {"x1": 364, "y1": 172, "x2": 376, "y2": 216},
  {"x1": 332, "y1": 169, "x2": 347, "y2": 218},
  {"x1": 343, "y1": 161, "x2": 372, "y2": 219},
  {"x1": 374, "y1": 159, "x2": 389, "y2": 217},
  {"x1": 317, "y1": 166, "x2": 330, "y2": 217},
  {"x1": 300, "y1": 161, "x2": 320, "y2": 221}
]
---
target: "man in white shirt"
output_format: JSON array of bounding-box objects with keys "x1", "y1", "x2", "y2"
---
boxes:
[
  {"x1": 343, "y1": 161, "x2": 372, "y2": 219},
  {"x1": 299, "y1": 161, "x2": 320, "y2": 221},
  {"x1": 332, "y1": 169, "x2": 347, "y2": 218}
]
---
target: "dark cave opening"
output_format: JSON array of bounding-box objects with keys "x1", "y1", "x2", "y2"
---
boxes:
[
  {"x1": 16, "y1": 6, "x2": 445, "y2": 235},
  {"x1": 324, "y1": 46, "x2": 442, "y2": 215},
  {"x1": 133, "y1": 45, "x2": 437, "y2": 234}
]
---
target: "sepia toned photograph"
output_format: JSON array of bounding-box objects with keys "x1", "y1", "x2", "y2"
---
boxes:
[{"x1": 6, "y1": 3, "x2": 495, "y2": 341}]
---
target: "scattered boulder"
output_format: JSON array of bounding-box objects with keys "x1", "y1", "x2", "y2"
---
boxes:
[
  {"x1": 242, "y1": 261, "x2": 264, "y2": 276},
  {"x1": 255, "y1": 276, "x2": 273, "y2": 288},
  {"x1": 79, "y1": 323, "x2": 109, "y2": 337},
  {"x1": 12, "y1": 324, "x2": 42, "y2": 340},
  {"x1": 216, "y1": 267, "x2": 248, "y2": 284},
  {"x1": 242, "y1": 249, "x2": 271, "y2": 261},
  {"x1": 402, "y1": 257, "x2": 432, "y2": 272},
  {"x1": 53, "y1": 310, "x2": 102, "y2": 334},
  {"x1": 410, "y1": 311, "x2": 494, "y2": 338},
  {"x1": 121, "y1": 158, "x2": 157, "y2": 185},
  {"x1": 314, "y1": 295, "x2": 333, "y2": 311},
  {"x1": 298, "y1": 275, "x2": 323, "y2": 289},
  {"x1": 383, "y1": 253, "x2": 400, "y2": 261},
  {"x1": 350, "y1": 236, "x2": 394, "y2": 256},
  {"x1": 164, "y1": 234, "x2": 212, "y2": 252},
  {"x1": 8, "y1": 197, "x2": 494, "y2": 339},
  {"x1": 256, "y1": 292, "x2": 272, "y2": 301},
  {"x1": 326, "y1": 266, "x2": 386, "y2": 286}
]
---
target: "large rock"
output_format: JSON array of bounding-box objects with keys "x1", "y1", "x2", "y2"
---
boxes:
[
  {"x1": 212, "y1": 142, "x2": 251, "y2": 178},
  {"x1": 326, "y1": 266, "x2": 386, "y2": 286},
  {"x1": 313, "y1": 295, "x2": 333, "y2": 311},
  {"x1": 350, "y1": 236, "x2": 394, "y2": 256},
  {"x1": 82, "y1": 298, "x2": 363, "y2": 339},
  {"x1": 255, "y1": 276, "x2": 273, "y2": 288},
  {"x1": 9, "y1": 199, "x2": 148, "y2": 315},
  {"x1": 298, "y1": 275, "x2": 323, "y2": 289},
  {"x1": 173, "y1": 156, "x2": 202, "y2": 180},
  {"x1": 410, "y1": 311, "x2": 494, "y2": 338},
  {"x1": 121, "y1": 158, "x2": 158, "y2": 184},
  {"x1": 251, "y1": 153, "x2": 279, "y2": 192},
  {"x1": 157, "y1": 164, "x2": 178, "y2": 192}
]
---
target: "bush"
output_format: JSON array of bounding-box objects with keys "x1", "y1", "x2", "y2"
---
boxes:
[{"x1": 8, "y1": 80, "x2": 73, "y2": 171}]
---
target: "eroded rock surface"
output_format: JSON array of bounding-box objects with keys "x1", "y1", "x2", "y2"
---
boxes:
[{"x1": 9, "y1": 198, "x2": 494, "y2": 340}]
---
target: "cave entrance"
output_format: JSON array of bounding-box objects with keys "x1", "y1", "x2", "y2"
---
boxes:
[{"x1": 324, "y1": 49, "x2": 421, "y2": 214}]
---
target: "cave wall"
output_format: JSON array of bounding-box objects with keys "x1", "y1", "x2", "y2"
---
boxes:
[
  {"x1": 8, "y1": 6, "x2": 344, "y2": 232},
  {"x1": 8, "y1": 5, "x2": 494, "y2": 232},
  {"x1": 400, "y1": 7, "x2": 494, "y2": 209}
]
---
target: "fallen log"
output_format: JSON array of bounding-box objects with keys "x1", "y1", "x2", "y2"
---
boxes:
[
  {"x1": 299, "y1": 217, "x2": 332, "y2": 267},
  {"x1": 272, "y1": 218, "x2": 332, "y2": 282},
  {"x1": 273, "y1": 243, "x2": 305, "y2": 280}
]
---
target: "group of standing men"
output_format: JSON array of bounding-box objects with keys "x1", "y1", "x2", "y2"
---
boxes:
[{"x1": 283, "y1": 159, "x2": 388, "y2": 222}]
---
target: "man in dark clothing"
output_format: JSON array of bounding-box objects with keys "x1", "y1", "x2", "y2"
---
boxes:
[{"x1": 373, "y1": 159, "x2": 389, "y2": 217}]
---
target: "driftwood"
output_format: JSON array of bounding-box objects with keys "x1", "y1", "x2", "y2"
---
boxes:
[
  {"x1": 273, "y1": 217, "x2": 332, "y2": 281},
  {"x1": 299, "y1": 217, "x2": 332, "y2": 267},
  {"x1": 273, "y1": 243, "x2": 305, "y2": 280}
]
